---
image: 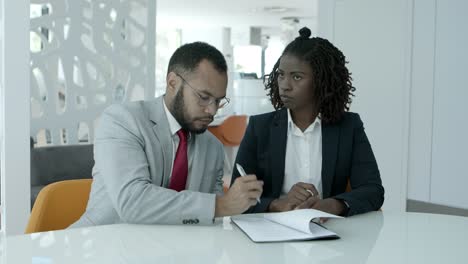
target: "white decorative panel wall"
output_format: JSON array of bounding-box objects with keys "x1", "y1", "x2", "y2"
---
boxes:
[{"x1": 30, "y1": 0, "x2": 155, "y2": 146}]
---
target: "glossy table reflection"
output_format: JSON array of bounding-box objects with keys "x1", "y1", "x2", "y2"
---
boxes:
[{"x1": 1, "y1": 211, "x2": 467, "y2": 263}]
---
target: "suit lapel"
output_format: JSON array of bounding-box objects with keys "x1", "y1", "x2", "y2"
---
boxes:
[
  {"x1": 149, "y1": 96, "x2": 173, "y2": 187},
  {"x1": 270, "y1": 109, "x2": 288, "y2": 197},
  {"x1": 321, "y1": 122, "x2": 340, "y2": 198}
]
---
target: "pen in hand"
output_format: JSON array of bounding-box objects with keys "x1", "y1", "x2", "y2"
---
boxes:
[{"x1": 236, "y1": 163, "x2": 261, "y2": 204}]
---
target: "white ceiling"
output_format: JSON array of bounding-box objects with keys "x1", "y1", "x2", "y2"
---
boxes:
[{"x1": 156, "y1": 0, "x2": 318, "y2": 29}]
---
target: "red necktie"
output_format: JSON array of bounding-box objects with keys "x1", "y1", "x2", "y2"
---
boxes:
[{"x1": 169, "y1": 129, "x2": 188, "y2": 192}]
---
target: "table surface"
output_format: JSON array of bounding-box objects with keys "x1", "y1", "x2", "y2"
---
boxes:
[{"x1": 1, "y1": 211, "x2": 467, "y2": 264}]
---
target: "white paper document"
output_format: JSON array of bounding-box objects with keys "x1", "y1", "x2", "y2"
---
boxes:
[{"x1": 231, "y1": 209, "x2": 343, "y2": 243}]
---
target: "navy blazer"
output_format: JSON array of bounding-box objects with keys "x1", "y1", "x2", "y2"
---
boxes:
[{"x1": 231, "y1": 109, "x2": 384, "y2": 216}]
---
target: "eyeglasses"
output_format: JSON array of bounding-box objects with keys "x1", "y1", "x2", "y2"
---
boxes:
[{"x1": 175, "y1": 73, "x2": 230, "y2": 109}]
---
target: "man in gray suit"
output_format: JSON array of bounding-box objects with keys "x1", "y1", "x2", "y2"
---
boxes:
[{"x1": 70, "y1": 42, "x2": 263, "y2": 227}]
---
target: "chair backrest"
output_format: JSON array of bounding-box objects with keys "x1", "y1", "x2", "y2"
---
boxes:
[
  {"x1": 25, "y1": 179, "x2": 92, "y2": 234},
  {"x1": 31, "y1": 144, "x2": 94, "y2": 186},
  {"x1": 208, "y1": 115, "x2": 248, "y2": 147}
]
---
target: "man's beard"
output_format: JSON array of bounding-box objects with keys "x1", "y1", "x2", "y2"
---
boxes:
[{"x1": 171, "y1": 89, "x2": 211, "y2": 134}]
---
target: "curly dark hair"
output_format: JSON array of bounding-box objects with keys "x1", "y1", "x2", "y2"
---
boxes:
[{"x1": 265, "y1": 27, "x2": 355, "y2": 124}]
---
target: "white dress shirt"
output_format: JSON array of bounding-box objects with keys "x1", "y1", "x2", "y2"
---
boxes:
[
  {"x1": 163, "y1": 100, "x2": 192, "y2": 179},
  {"x1": 282, "y1": 109, "x2": 323, "y2": 198}
]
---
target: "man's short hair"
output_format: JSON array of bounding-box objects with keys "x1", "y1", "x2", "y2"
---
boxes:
[{"x1": 167, "y1": 42, "x2": 227, "y2": 76}]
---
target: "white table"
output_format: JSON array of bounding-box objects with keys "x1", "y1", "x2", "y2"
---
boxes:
[{"x1": 1, "y1": 212, "x2": 467, "y2": 263}]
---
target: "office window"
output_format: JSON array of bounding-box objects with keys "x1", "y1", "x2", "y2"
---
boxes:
[
  {"x1": 155, "y1": 29, "x2": 182, "y2": 97},
  {"x1": 264, "y1": 37, "x2": 284, "y2": 75},
  {"x1": 233, "y1": 45, "x2": 262, "y2": 79}
]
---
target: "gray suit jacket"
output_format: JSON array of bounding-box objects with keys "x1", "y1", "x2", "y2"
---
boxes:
[{"x1": 70, "y1": 96, "x2": 224, "y2": 228}]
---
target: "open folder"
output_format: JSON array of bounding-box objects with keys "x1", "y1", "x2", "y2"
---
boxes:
[{"x1": 231, "y1": 209, "x2": 343, "y2": 243}]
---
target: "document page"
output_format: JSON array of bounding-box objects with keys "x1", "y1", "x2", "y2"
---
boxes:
[{"x1": 231, "y1": 209, "x2": 342, "y2": 243}]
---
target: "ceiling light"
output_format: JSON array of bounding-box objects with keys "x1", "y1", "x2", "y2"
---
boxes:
[{"x1": 263, "y1": 6, "x2": 291, "y2": 13}]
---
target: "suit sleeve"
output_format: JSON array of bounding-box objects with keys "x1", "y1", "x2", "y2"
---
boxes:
[
  {"x1": 333, "y1": 114, "x2": 385, "y2": 216},
  {"x1": 213, "y1": 142, "x2": 225, "y2": 195},
  {"x1": 94, "y1": 105, "x2": 216, "y2": 225},
  {"x1": 231, "y1": 117, "x2": 274, "y2": 213}
]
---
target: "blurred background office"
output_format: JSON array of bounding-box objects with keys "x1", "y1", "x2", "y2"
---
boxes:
[{"x1": 1, "y1": 0, "x2": 467, "y2": 235}]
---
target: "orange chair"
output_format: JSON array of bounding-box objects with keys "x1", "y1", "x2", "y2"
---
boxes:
[
  {"x1": 345, "y1": 180, "x2": 352, "y2": 192},
  {"x1": 25, "y1": 179, "x2": 92, "y2": 234},
  {"x1": 208, "y1": 115, "x2": 248, "y2": 147},
  {"x1": 208, "y1": 115, "x2": 248, "y2": 193}
]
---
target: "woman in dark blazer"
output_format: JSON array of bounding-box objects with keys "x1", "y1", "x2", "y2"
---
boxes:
[{"x1": 231, "y1": 27, "x2": 384, "y2": 216}]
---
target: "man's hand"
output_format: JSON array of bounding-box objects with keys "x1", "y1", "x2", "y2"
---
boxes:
[
  {"x1": 268, "y1": 182, "x2": 319, "y2": 212},
  {"x1": 215, "y1": 175, "x2": 263, "y2": 217}
]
